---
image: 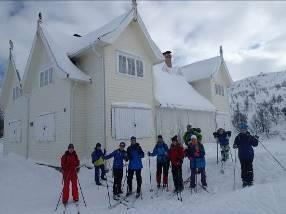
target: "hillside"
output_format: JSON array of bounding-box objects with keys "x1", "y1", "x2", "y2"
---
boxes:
[{"x1": 229, "y1": 71, "x2": 286, "y2": 138}]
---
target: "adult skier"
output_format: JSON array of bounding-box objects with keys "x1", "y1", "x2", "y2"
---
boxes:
[
  {"x1": 169, "y1": 135, "x2": 185, "y2": 193},
  {"x1": 183, "y1": 124, "x2": 202, "y2": 145},
  {"x1": 105, "y1": 142, "x2": 128, "y2": 200},
  {"x1": 126, "y1": 136, "x2": 145, "y2": 198},
  {"x1": 213, "y1": 128, "x2": 232, "y2": 162},
  {"x1": 91, "y1": 143, "x2": 107, "y2": 185},
  {"x1": 233, "y1": 123, "x2": 259, "y2": 187},
  {"x1": 148, "y1": 135, "x2": 170, "y2": 188},
  {"x1": 61, "y1": 144, "x2": 80, "y2": 206},
  {"x1": 185, "y1": 135, "x2": 207, "y2": 189}
]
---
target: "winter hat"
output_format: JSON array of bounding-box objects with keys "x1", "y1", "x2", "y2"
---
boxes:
[
  {"x1": 158, "y1": 135, "x2": 163, "y2": 139},
  {"x1": 130, "y1": 136, "x2": 136, "y2": 141},
  {"x1": 187, "y1": 124, "x2": 192, "y2": 129},
  {"x1": 119, "y1": 142, "x2": 126, "y2": 147},
  {"x1": 68, "y1": 144, "x2": 74, "y2": 149},
  {"x1": 171, "y1": 135, "x2": 178, "y2": 142},
  {"x1": 239, "y1": 123, "x2": 248, "y2": 130},
  {"x1": 191, "y1": 135, "x2": 197, "y2": 140},
  {"x1": 96, "y1": 143, "x2": 101, "y2": 148}
]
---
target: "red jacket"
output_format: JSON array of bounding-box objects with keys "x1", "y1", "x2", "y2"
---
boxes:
[
  {"x1": 61, "y1": 151, "x2": 80, "y2": 179},
  {"x1": 168, "y1": 143, "x2": 185, "y2": 166}
]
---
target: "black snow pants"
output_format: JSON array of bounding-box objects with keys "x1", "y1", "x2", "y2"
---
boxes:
[
  {"x1": 113, "y1": 168, "x2": 123, "y2": 195},
  {"x1": 127, "y1": 169, "x2": 142, "y2": 194},
  {"x1": 239, "y1": 158, "x2": 254, "y2": 184},
  {"x1": 171, "y1": 165, "x2": 183, "y2": 192}
]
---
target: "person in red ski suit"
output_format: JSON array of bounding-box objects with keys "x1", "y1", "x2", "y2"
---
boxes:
[
  {"x1": 168, "y1": 135, "x2": 185, "y2": 192},
  {"x1": 61, "y1": 144, "x2": 80, "y2": 205}
]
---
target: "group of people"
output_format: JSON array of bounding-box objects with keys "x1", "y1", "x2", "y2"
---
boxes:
[{"x1": 60, "y1": 123, "x2": 259, "y2": 206}]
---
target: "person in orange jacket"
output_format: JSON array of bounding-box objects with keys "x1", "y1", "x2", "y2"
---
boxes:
[{"x1": 61, "y1": 144, "x2": 80, "y2": 206}]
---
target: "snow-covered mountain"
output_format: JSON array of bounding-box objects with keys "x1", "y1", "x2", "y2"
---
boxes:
[{"x1": 229, "y1": 71, "x2": 286, "y2": 138}]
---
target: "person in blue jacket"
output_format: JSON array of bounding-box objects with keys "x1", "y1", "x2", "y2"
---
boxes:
[
  {"x1": 148, "y1": 135, "x2": 169, "y2": 188},
  {"x1": 105, "y1": 142, "x2": 128, "y2": 200},
  {"x1": 185, "y1": 135, "x2": 207, "y2": 189},
  {"x1": 126, "y1": 136, "x2": 144, "y2": 198},
  {"x1": 214, "y1": 128, "x2": 232, "y2": 162},
  {"x1": 233, "y1": 123, "x2": 259, "y2": 187},
  {"x1": 91, "y1": 143, "x2": 106, "y2": 185}
]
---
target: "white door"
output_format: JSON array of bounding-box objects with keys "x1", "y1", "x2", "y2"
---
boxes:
[
  {"x1": 134, "y1": 109, "x2": 152, "y2": 138},
  {"x1": 114, "y1": 108, "x2": 135, "y2": 140}
]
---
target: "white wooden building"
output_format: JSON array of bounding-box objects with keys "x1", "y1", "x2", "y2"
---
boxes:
[{"x1": 0, "y1": 4, "x2": 233, "y2": 165}]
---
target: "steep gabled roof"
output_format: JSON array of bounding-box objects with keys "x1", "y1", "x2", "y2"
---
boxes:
[
  {"x1": 0, "y1": 42, "x2": 22, "y2": 109},
  {"x1": 153, "y1": 63, "x2": 215, "y2": 112},
  {"x1": 21, "y1": 21, "x2": 91, "y2": 89},
  {"x1": 181, "y1": 56, "x2": 222, "y2": 82},
  {"x1": 67, "y1": 9, "x2": 164, "y2": 64}
]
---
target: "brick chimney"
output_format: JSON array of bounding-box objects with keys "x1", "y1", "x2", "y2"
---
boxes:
[{"x1": 163, "y1": 51, "x2": 172, "y2": 68}]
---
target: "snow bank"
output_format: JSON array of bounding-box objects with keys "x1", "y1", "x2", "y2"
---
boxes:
[{"x1": 154, "y1": 63, "x2": 215, "y2": 112}]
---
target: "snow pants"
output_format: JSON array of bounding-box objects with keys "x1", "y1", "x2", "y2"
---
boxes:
[
  {"x1": 239, "y1": 158, "x2": 254, "y2": 184},
  {"x1": 113, "y1": 168, "x2": 123, "y2": 195},
  {"x1": 156, "y1": 161, "x2": 169, "y2": 186},
  {"x1": 220, "y1": 144, "x2": 230, "y2": 162},
  {"x1": 94, "y1": 164, "x2": 106, "y2": 184},
  {"x1": 171, "y1": 165, "x2": 183, "y2": 192},
  {"x1": 127, "y1": 169, "x2": 142, "y2": 194},
  {"x1": 190, "y1": 168, "x2": 207, "y2": 188},
  {"x1": 62, "y1": 174, "x2": 79, "y2": 204}
]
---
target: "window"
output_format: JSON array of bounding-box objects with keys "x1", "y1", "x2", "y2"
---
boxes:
[
  {"x1": 12, "y1": 86, "x2": 21, "y2": 101},
  {"x1": 215, "y1": 83, "x2": 225, "y2": 96},
  {"x1": 35, "y1": 113, "x2": 56, "y2": 142},
  {"x1": 112, "y1": 107, "x2": 152, "y2": 140},
  {"x1": 136, "y1": 60, "x2": 143, "y2": 77},
  {"x1": 40, "y1": 67, "x2": 54, "y2": 87},
  {"x1": 118, "y1": 53, "x2": 144, "y2": 78},
  {"x1": 8, "y1": 120, "x2": 21, "y2": 143}
]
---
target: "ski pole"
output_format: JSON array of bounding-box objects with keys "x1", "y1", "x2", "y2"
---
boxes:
[
  {"x1": 122, "y1": 164, "x2": 128, "y2": 190},
  {"x1": 105, "y1": 179, "x2": 112, "y2": 208},
  {"x1": 233, "y1": 149, "x2": 237, "y2": 190},
  {"x1": 148, "y1": 155, "x2": 153, "y2": 192},
  {"x1": 260, "y1": 141, "x2": 286, "y2": 171},
  {"x1": 229, "y1": 147, "x2": 234, "y2": 162},
  {"x1": 54, "y1": 189, "x2": 63, "y2": 211},
  {"x1": 77, "y1": 176, "x2": 87, "y2": 207},
  {"x1": 216, "y1": 140, "x2": 219, "y2": 165}
]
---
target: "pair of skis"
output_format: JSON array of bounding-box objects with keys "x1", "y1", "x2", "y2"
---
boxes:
[
  {"x1": 63, "y1": 202, "x2": 80, "y2": 214},
  {"x1": 109, "y1": 192, "x2": 142, "y2": 210}
]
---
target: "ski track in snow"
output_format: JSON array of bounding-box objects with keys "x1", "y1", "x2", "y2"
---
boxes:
[{"x1": 1, "y1": 139, "x2": 286, "y2": 214}]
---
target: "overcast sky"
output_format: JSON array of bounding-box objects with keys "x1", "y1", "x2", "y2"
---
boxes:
[{"x1": 1, "y1": 1, "x2": 286, "y2": 85}]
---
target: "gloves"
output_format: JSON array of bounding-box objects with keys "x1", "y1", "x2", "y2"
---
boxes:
[
  {"x1": 76, "y1": 167, "x2": 80, "y2": 173},
  {"x1": 103, "y1": 149, "x2": 106, "y2": 155},
  {"x1": 233, "y1": 144, "x2": 238, "y2": 149},
  {"x1": 147, "y1": 151, "x2": 151, "y2": 156},
  {"x1": 254, "y1": 135, "x2": 259, "y2": 139}
]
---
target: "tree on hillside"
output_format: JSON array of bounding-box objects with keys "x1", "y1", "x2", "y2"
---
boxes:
[{"x1": 232, "y1": 103, "x2": 248, "y2": 132}]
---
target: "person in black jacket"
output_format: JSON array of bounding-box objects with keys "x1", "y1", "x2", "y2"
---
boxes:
[{"x1": 233, "y1": 123, "x2": 259, "y2": 187}]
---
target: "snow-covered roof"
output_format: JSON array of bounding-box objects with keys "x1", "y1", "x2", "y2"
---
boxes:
[
  {"x1": 39, "y1": 24, "x2": 91, "y2": 82},
  {"x1": 181, "y1": 56, "x2": 222, "y2": 82},
  {"x1": 154, "y1": 63, "x2": 215, "y2": 112},
  {"x1": 66, "y1": 9, "x2": 163, "y2": 63}
]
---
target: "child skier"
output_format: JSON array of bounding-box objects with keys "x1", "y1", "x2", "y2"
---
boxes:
[
  {"x1": 91, "y1": 143, "x2": 107, "y2": 185},
  {"x1": 61, "y1": 144, "x2": 80, "y2": 206},
  {"x1": 168, "y1": 135, "x2": 185, "y2": 193},
  {"x1": 213, "y1": 128, "x2": 232, "y2": 162},
  {"x1": 105, "y1": 142, "x2": 128, "y2": 200},
  {"x1": 233, "y1": 123, "x2": 258, "y2": 187},
  {"x1": 148, "y1": 135, "x2": 170, "y2": 189},
  {"x1": 126, "y1": 136, "x2": 145, "y2": 198},
  {"x1": 186, "y1": 135, "x2": 207, "y2": 189}
]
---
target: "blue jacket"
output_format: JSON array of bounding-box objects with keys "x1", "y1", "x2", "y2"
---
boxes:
[
  {"x1": 186, "y1": 143, "x2": 206, "y2": 169},
  {"x1": 233, "y1": 132, "x2": 258, "y2": 160},
  {"x1": 105, "y1": 149, "x2": 128, "y2": 169},
  {"x1": 127, "y1": 143, "x2": 144, "y2": 170},
  {"x1": 150, "y1": 141, "x2": 169, "y2": 163},
  {"x1": 217, "y1": 133, "x2": 229, "y2": 146},
  {"x1": 91, "y1": 149, "x2": 105, "y2": 165}
]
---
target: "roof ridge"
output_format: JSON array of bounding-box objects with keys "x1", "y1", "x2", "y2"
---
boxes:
[{"x1": 182, "y1": 55, "x2": 220, "y2": 68}]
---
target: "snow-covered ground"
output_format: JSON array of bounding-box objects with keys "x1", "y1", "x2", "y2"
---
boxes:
[{"x1": 1, "y1": 139, "x2": 286, "y2": 214}]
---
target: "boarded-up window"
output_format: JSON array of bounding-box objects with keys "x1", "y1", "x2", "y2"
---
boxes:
[
  {"x1": 112, "y1": 107, "x2": 152, "y2": 140},
  {"x1": 34, "y1": 113, "x2": 56, "y2": 142},
  {"x1": 8, "y1": 120, "x2": 21, "y2": 142}
]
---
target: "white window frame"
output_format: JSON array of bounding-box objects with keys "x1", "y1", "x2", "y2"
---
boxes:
[
  {"x1": 8, "y1": 120, "x2": 22, "y2": 143},
  {"x1": 111, "y1": 107, "x2": 152, "y2": 140},
  {"x1": 117, "y1": 51, "x2": 144, "y2": 78},
  {"x1": 40, "y1": 67, "x2": 54, "y2": 88},
  {"x1": 34, "y1": 113, "x2": 56, "y2": 143}
]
